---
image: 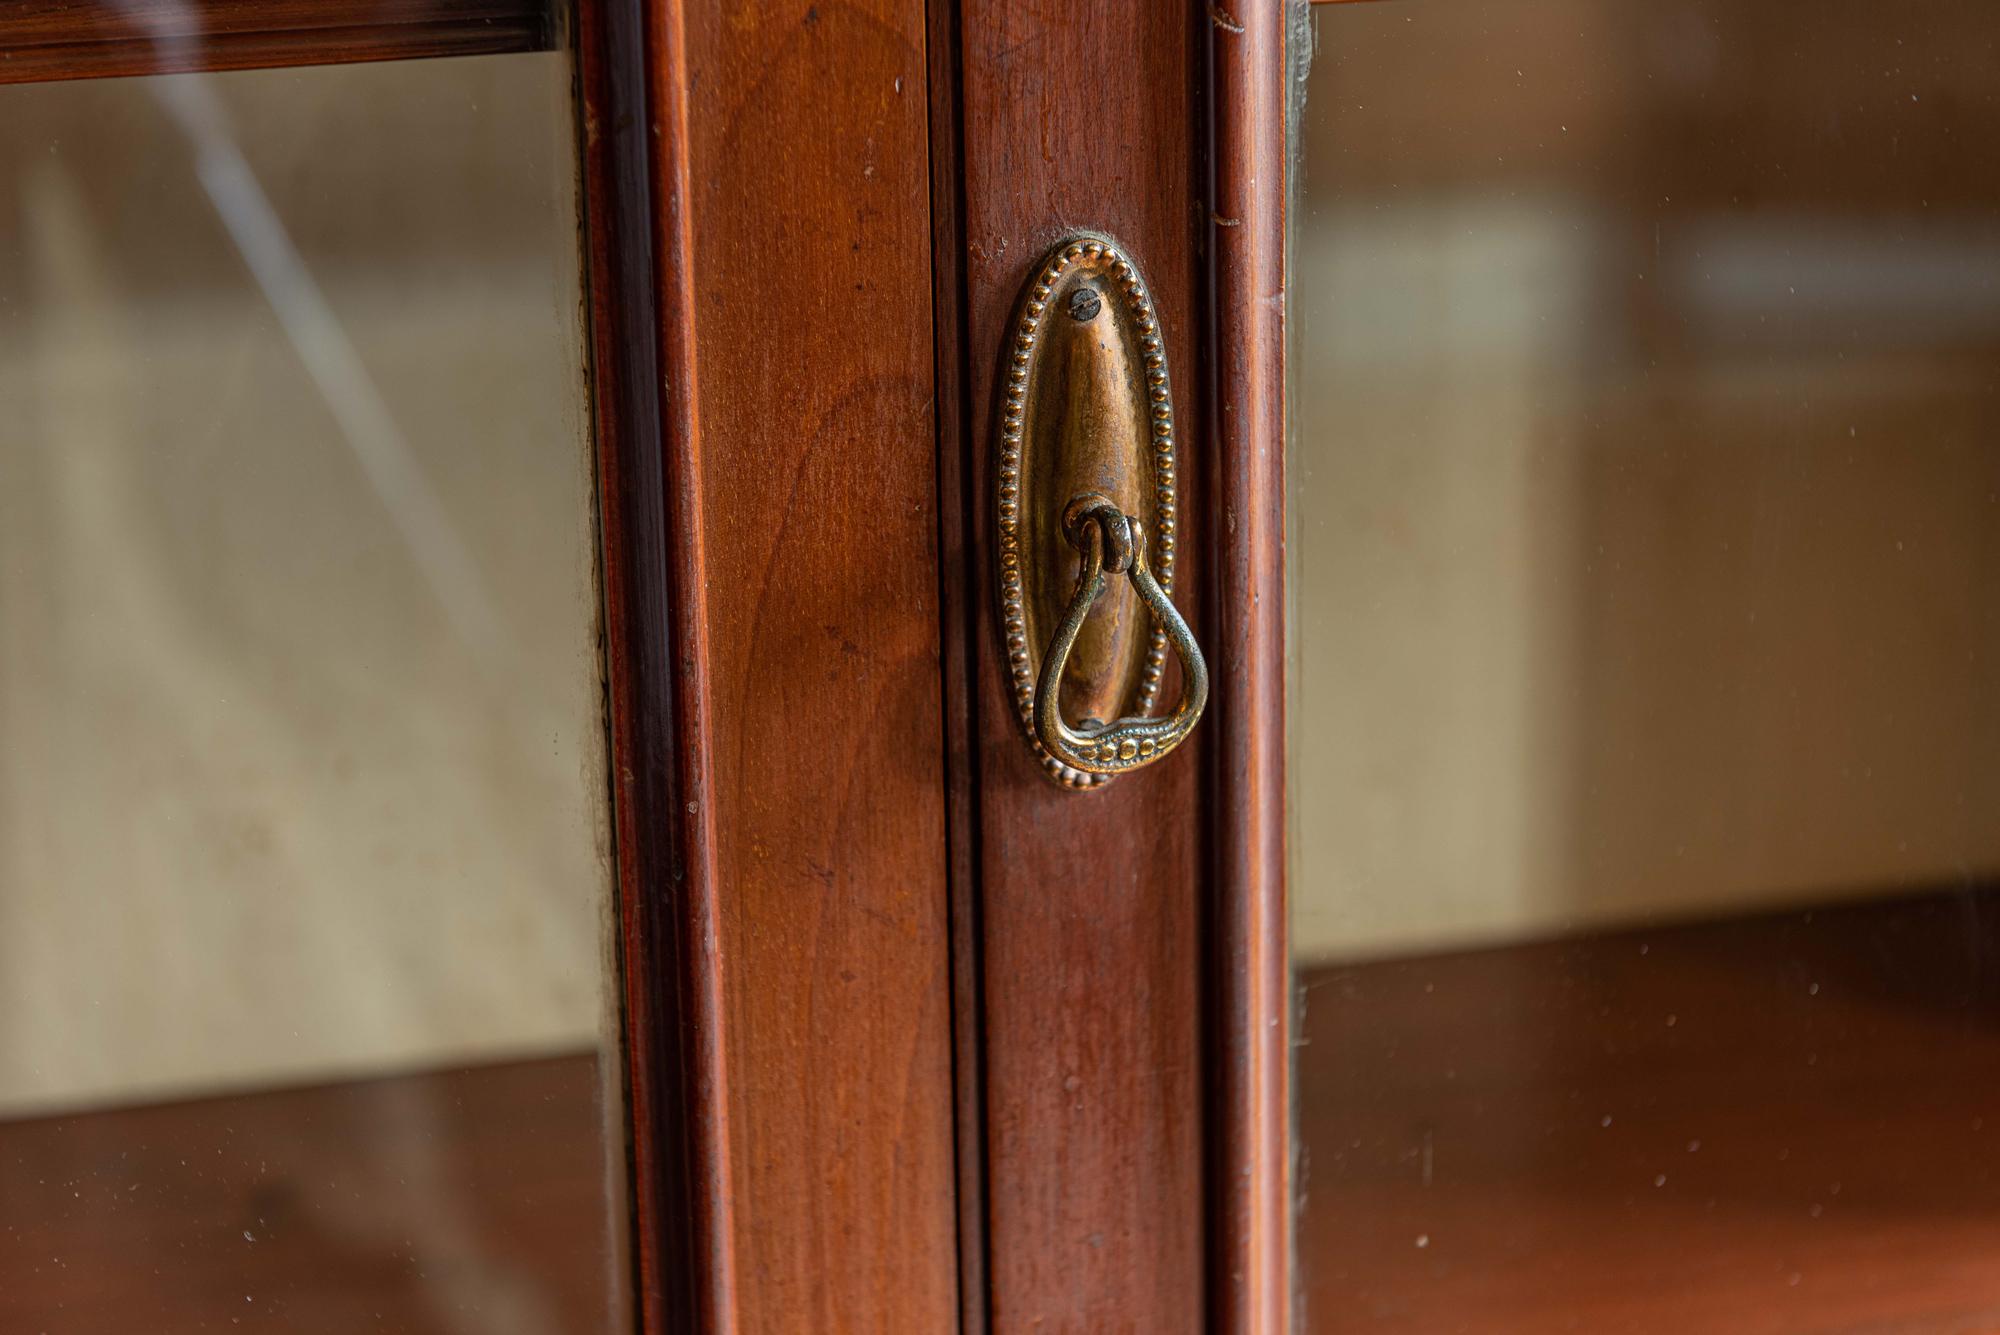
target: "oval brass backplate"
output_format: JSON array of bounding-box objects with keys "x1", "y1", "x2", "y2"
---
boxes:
[{"x1": 997, "y1": 234, "x2": 1177, "y2": 790}]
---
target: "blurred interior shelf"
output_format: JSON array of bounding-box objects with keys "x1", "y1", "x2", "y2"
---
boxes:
[
  {"x1": 0, "y1": 0, "x2": 555, "y2": 86},
  {"x1": 1299, "y1": 885, "x2": 2000, "y2": 1334},
  {"x1": 0, "y1": 1052, "x2": 610, "y2": 1333}
]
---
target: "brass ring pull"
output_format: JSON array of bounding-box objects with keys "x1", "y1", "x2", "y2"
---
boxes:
[
  {"x1": 1034, "y1": 495, "x2": 1209, "y2": 776},
  {"x1": 998, "y1": 233, "x2": 1204, "y2": 789}
]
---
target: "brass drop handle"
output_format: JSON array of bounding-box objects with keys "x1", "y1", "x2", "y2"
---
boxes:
[
  {"x1": 1034, "y1": 495, "x2": 1209, "y2": 776},
  {"x1": 999, "y1": 233, "x2": 1204, "y2": 789}
]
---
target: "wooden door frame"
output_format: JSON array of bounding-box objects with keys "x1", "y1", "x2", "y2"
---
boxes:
[{"x1": 585, "y1": 0, "x2": 1292, "y2": 1330}]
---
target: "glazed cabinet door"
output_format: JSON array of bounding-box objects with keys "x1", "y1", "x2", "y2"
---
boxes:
[{"x1": 0, "y1": 2, "x2": 1296, "y2": 1332}]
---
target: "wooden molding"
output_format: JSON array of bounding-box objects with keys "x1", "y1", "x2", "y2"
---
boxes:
[
  {"x1": 0, "y1": 0, "x2": 553, "y2": 85},
  {"x1": 1208, "y1": 1, "x2": 1292, "y2": 1332},
  {"x1": 574, "y1": 0, "x2": 729, "y2": 1330},
  {"x1": 921, "y1": 0, "x2": 995, "y2": 1328}
]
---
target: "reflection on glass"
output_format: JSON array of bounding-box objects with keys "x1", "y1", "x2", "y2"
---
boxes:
[
  {"x1": 1294, "y1": 2, "x2": 2000, "y2": 1330},
  {"x1": 0, "y1": 55, "x2": 623, "y2": 1331}
]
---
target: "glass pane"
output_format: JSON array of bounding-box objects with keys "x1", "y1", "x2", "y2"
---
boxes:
[
  {"x1": 0, "y1": 54, "x2": 623, "y2": 1331},
  {"x1": 1293, "y1": 1, "x2": 2000, "y2": 1329}
]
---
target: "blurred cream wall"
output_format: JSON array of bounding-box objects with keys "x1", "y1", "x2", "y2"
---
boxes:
[
  {"x1": 0, "y1": 56, "x2": 611, "y2": 1115},
  {"x1": 1294, "y1": 196, "x2": 1591, "y2": 962}
]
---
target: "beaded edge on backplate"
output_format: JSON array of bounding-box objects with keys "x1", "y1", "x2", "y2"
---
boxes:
[{"x1": 996, "y1": 233, "x2": 1178, "y2": 791}]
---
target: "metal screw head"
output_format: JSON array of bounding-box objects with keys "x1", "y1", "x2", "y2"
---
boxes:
[{"x1": 1066, "y1": 286, "x2": 1103, "y2": 323}]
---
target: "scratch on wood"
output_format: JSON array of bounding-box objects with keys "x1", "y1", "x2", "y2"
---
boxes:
[
  {"x1": 1213, "y1": 212, "x2": 1243, "y2": 227},
  {"x1": 1209, "y1": 4, "x2": 1245, "y2": 34}
]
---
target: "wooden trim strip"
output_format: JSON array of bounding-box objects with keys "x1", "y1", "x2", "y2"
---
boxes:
[
  {"x1": 1207, "y1": 0, "x2": 1292, "y2": 1332},
  {"x1": 0, "y1": 0, "x2": 552, "y2": 86},
  {"x1": 637, "y1": 0, "x2": 737, "y2": 1326},
  {"x1": 574, "y1": 0, "x2": 731, "y2": 1330},
  {"x1": 924, "y1": 0, "x2": 995, "y2": 1329}
]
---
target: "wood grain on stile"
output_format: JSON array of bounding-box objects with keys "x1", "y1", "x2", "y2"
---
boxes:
[{"x1": 580, "y1": 0, "x2": 961, "y2": 1330}]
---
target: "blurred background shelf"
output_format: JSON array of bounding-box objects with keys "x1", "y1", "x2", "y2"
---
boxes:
[
  {"x1": 1298, "y1": 885, "x2": 2000, "y2": 1334},
  {"x1": 0, "y1": 1052, "x2": 613, "y2": 1334}
]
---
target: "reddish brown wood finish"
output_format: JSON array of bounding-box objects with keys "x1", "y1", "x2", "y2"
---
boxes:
[
  {"x1": 945, "y1": 4, "x2": 1211, "y2": 1330},
  {"x1": 0, "y1": 0, "x2": 551, "y2": 85},
  {"x1": 1207, "y1": 2, "x2": 1291, "y2": 1333},
  {"x1": 582, "y1": 0, "x2": 962, "y2": 1331},
  {"x1": 575, "y1": 0, "x2": 728, "y2": 1330}
]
